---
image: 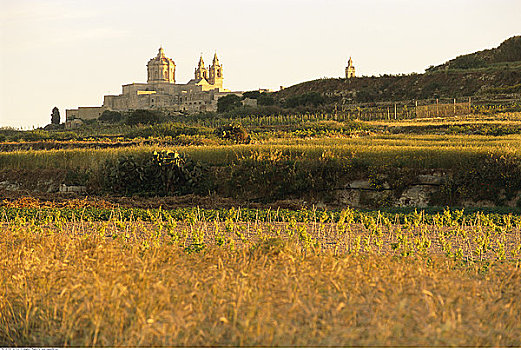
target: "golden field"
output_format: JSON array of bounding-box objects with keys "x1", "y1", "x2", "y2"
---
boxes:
[{"x1": 1, "y1": 210, "x2": 520, "y2": 347}]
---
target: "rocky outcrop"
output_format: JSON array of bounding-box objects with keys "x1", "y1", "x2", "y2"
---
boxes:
[{"x1": 338, "y1": 172, "x2": 446, "y2": 208}]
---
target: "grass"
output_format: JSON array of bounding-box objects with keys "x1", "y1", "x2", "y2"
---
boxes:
[
  {"x1": 1, "y1": 133, "x2": 521, "y2": 171},
  {"x1": 1, "y1": 206, "x2": 521, "y2": 346}
]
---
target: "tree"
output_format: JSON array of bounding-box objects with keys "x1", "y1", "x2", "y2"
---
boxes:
[
  {"x1": 51, "y1": 107, "x2": 60, "y2": 124},
  {"x1": 258, "y1": 93, "x2": 275, "y2": 106},
  {"x1": 242, "y1": 90, "x2": 261, "y2": 99},
  {"x1": 217, "y1": 94, "x2": 242, "y2": 113}
]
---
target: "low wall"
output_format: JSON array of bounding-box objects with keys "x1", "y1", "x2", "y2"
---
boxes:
[{"x1": 1, "y1": 168, "x2": 520, "y2": 209}]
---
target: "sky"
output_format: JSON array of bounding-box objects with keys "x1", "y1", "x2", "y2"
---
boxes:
[{"x1": 0, "y1": 0, "x2": 520, "y2": 129}]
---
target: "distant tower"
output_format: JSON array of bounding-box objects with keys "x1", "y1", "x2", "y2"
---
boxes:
[
  {"x1": 345, "y1": 57, "x2": 355, "y2": 79},
  {"x1": 147, "y1": 47, "x2": 176, "y2": 83},
  {"x1": 208, "y1": 52, "x2": 223, "y2": 88},
  {"x1": 194, "y1": 55, "x2": 208, "y2": 80}
]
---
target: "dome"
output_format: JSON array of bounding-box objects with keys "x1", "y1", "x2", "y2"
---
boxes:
[
  {"x1": 148, "y1": 47, "x2": 175, "y2": 66},
  {"x1": 147, "y1": 47, "x2": 176, "y2": 83}
]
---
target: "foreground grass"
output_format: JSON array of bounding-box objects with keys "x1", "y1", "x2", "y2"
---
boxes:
[{"x1": 1, "y1": 214, "x2": 521, "y2": 346}]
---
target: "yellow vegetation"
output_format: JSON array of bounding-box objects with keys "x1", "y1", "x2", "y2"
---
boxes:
[{"x1": 1, "y1": 217, "x2": 520, "y2": 346}]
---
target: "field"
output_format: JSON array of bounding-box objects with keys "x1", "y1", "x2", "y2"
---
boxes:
[
  {"x1": 1, "y1": 204, "x2": 520, "y2": 346},
  {"x1": 2, "y1": 114, "x2": 521, "y2": 208},
  {"x1": 2, "y1": 110, "x2": 521, "y2": 346}
]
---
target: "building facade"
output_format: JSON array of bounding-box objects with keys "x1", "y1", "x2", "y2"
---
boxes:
[
  {"x1": 345, "y1": 57, "x2": 355, "y2": 79},
  {"x1": 66, "y1": 48, "x2": 234, "y2": 121}
]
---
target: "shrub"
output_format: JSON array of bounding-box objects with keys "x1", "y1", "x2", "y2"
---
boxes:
[
  {"x1": 125, "y1": 110, "x2": 165, "y2": 126},
  {"x1": 430, "y1": 154, "x2": 521, "y2": 206},
  {"x1": 216, "y1": 124, "x2": 250, "y2": 144},
  {"x1": 242, "y1": 91, "x2": 261, "y2": 99},
  {"x1": 100, "y1": 151, "x2": 209, "y2": 196},
  {"x1": 99, "y1": 110, "x2": 124, "y2": 123},
  {"x1": 284, "y1": 92, "x2": 325, "y2": 108},
  {"x1": 225, "y1": 156, "x2": 350, "y2": 202}
]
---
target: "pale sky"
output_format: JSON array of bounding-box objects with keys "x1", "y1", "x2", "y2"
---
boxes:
[{"x1": 1, "y1": 0, "x2": 520, "y2": 128}]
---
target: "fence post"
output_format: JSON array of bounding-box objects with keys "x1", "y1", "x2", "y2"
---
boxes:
[
  {"x1": 387, "y1": 107, "x2": 390, "y2": 120},
  {"x1": 453, "y1": 98, "x2": 456, "y2": 115},
  {"x1": 415, "y1": 100, "x2": 418, "y2": 118},
  {"x1": 436, "y1": 98, "x2": 439, "y2": 117},
  {"x1": 394, "y1": 104, "x2": 397, "y2": 120},
  {"x1": 468, "y1": 97, "x2": 471, "y2": 114}
]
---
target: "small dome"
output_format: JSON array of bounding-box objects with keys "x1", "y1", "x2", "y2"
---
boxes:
[{"x1": 148, "y1": 47, "x2": 175, "y2": 66}]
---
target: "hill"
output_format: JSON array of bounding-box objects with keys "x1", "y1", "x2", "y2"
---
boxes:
[
  {"x1": 428, "y1": 35, "x2": 521, "y2": 71},
  {"x1": 276, "y1": 36, "x2": 521, "y2": 104}
]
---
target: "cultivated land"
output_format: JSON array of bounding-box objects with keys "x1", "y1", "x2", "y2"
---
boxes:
[
  {"x1": 1, "y1": 205, "x2": 521, "y2": 346},
  {"x1": 2, "y1": 113, "x2": 521, "y2": 346},
  {"x1": 2, "y1": 112, "x2": 521, "y2": 209},
  {"x1": 2, "y1": 36, "x2": 521, "y2": 346}
]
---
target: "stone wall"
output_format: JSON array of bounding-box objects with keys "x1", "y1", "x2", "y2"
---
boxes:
[
  {"x1": 335, "y1": 171, "x2": 520, "y2": 208},
  {"x1": 66, "y1": 106, "x2": 106, "y2": 121},
  {"x1": 2, "y1": 168, "x2": 519, "y2": 209}
]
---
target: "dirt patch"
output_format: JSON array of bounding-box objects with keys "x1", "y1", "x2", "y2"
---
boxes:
[{"x1": 0, "y1": 191, "x2": 314, "y2": 210}]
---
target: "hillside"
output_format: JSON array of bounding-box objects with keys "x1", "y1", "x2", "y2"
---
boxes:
[
  {"x1": 276, "y1": 36, "x2": 521, "y2": 104},
  {"x1": 428, "y1": 35, "x2": 521, "y2": 71}
]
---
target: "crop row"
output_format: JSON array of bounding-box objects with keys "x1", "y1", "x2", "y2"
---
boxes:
[{"x1": 2, "y1": 205, "x2": 521, "y2": 227}]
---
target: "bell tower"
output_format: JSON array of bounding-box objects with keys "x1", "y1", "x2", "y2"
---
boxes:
[
  {"x1": 345, "y1": 57, "x2": 355, "y2": 79},
  {"x1": 147, "y1": 47, "x2": 176, "y2": 83},
  {"x1": 194, "y1": 55, "x2": 208, "y2": 80},
  {"x1": 208, "y1": 52, "x2": 223, "y2": 88}
]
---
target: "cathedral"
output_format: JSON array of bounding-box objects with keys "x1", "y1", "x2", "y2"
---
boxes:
[{"x1": 66, "y1": 48, "x2": 234, "y2": 121}]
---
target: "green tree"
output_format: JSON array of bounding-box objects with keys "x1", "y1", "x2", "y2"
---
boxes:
[
  {"x1": 51, "y1": 107, "x2": 60, "y2": 124},
  {"x1": 242, "y1": 91, "x2": 261, "y2": 99},
  {"x1": 258, "y1": 93, "x2": 275, "y2": 106},
  {"x1": 217, "y1": 94, "x2": 242, "y2": 113}
]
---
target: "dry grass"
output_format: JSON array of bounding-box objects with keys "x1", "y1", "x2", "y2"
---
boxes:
[
  {"x1": 1, "y1": 219, "x2": 520, "y2": 347},
  {"x1": 2, "y1": 133, "x2": 521, "y2": 171}
]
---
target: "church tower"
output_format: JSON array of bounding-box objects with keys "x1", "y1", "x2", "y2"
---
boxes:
[
  {"x1": 208, "y1": 53, "x2": 223, "y2": 88},
  {"x1": 147, "y1": 47, "x2": 176, "y2": 83},
  {"x1": 345, "y1": 57, "x2": 355, "y2": 79},
  {"x1": 194, "y1": 55, "x2": 208, "y2": 80}
]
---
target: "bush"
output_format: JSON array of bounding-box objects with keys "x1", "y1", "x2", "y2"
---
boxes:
[
  {"x1": 99, "y1": 110, "x2": 123, "y2": 123},
  {"x1": 216, "y1": 124, "x2": 250, "y2": 144},
  {"x1": 242, "y1": 91, "x2": 261, "y2": 99},
  {"x1": 225, "y1": 156, "x2": 350, "y2": 201},
  {"x1": 430, "y1": 154, "x2": 521, "y2": 206},
  {"x1": 284, "y1": 92, "x2": 325, "y2": 108},
  {"x1": 125, "y1": 110, "x2": 165, "y2": 126},
  {"x1": 101, "y1": 151, "x2": 209, "y2": 195}
]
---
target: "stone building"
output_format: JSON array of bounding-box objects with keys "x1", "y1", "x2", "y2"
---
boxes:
[
  {"x1": 66, "y1": 48, "x2": 234, "y2": 121},
  {"x1": 345, "y1": 57, "x2": 355, "y2": 79}
]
